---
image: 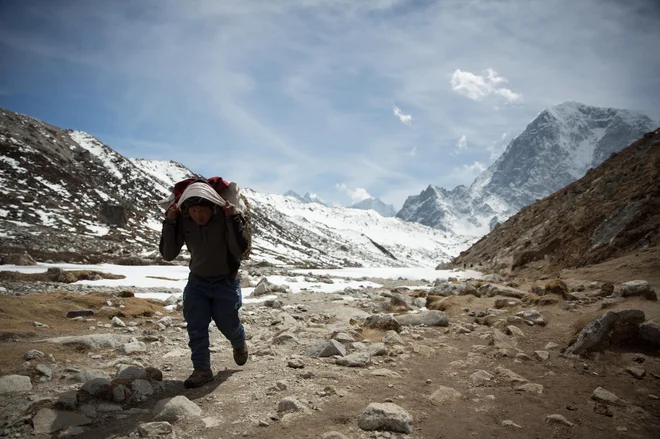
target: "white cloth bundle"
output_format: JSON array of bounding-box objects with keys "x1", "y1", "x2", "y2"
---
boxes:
[{"x1": 176, "y1": 182, "x2": 227, "y2": 209}]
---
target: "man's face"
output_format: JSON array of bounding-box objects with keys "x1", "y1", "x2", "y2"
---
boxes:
[{"x1": 188, "y1": 205, "x2": 212, "y2": 226}]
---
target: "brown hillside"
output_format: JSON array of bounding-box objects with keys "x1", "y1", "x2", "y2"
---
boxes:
[{"x1": 454, "y1": 128, "x2": 660, "y2": 275}]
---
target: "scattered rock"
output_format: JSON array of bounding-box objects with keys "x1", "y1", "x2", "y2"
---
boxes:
[
  {"x1": 565, "y1": 309, "x2": 645, "y2": 356},
  {"x1": 545, "y1": 414, "x2": 573, "y2": 427},
  {"x1": 639, "y1": 322, "x2": 660, "y2": 346},
  {"x1": 32, "y1": 408, "x2": 91, "y2": 434},
  {"x1": 515, "y1": 383, "x2": 543, "y2": 394},
  {"x1": 153, "y1": 395, "x2": 202, "y2": 422},
  {"x1": 544, "y1": 279, "x2": 569, "y2": 298},
  {"x1": 138, "y1": 421, "x2": 174, "y2": 438},
  {"x1": 66, "y1": 309, "x2": 95, "y2": 318},
  {"x1": 71, "y1": 369, "x2": 111, "y2": 383},
  {"x1": 23, "y1": 349, "x2": 45, "y2": 360},
  {"x1": 626, "y1": 367, "x2": 646, "y2": 379},
  {"x1": 358, "y1": 402, "x2": 413, "y2": 434},
  {"x1": 321, "y1": 432, "x2": 350, "y2": 439},
  {"x1": 592, "y1": 387, "x2": 623, "y2": 406},
  {"x1": 501, "y1": 420, "x2": 522, "y2": 428},
  {"x1": 620, "y1": 280, "x2": 656, "y2": 301},
  {"x1": 382, "y1": 330, "x2": 404, "y2": 345},
  {"x1": 533, "y1": 351, "x2": 549, "y2": 361},
  {"x1": 429, "y1": 386, "x2": 462, "y2": 405},
  {"x1": 336, "y1": 352, "x2": 371, "y2": 367},
  {"x1": 363, "y1": 315, "x2": 401, "y2": 332},
  {"x1": 370, "y1": 369, "x2": 402, "y2": 379},
  {"x1": 42, "y1": 334, "x2": 135, "y2": 349},
  {"x1": 305, "y1": 340, "x2": 346, "y2": 358},
  {"x1": 0, "y1": 374, "x2": 32, "y2": 395},
  {"x1": 277, "y1": 397, "x2": 309, "y2": 414}
]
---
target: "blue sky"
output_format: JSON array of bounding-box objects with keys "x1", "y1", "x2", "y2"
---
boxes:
[{"x1": 1, "y1": 0, "x2": 659, "y2": 209}]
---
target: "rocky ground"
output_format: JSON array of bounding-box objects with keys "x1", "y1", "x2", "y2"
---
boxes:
[{"x1": 0, "y1": 263, "x2": 659, "y2": 439}]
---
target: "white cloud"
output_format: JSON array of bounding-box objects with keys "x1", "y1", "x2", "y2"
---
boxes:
[
  {"x1": 450, "y1": 68, "x2": 523, "y2": 103},
  {"x1": 463, "y1": 161, "x2": 486, "y2": 173},
  {"x1": 336, "y1": 183, "x2": 372, "y2": 203},
  {"x1": 408, "y1": 146, "x2": 417, "y2": 156},
  {"x1": 392, "y1": 105, "x2": 413, "y2": 127},
  {"x1": 456, "y1": 134, "x2": 467, "y2": 150}
]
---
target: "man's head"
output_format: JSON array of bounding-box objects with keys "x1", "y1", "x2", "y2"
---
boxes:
[{"x1": 182, "y1": 197, "x2": 215, "y2": 225}]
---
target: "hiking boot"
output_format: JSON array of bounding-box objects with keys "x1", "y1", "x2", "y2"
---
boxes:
[
  {"x1": 183, "y1": 369, "x2": 213, "y2": 388},
  {"x1": 233, "y1": 343, "x2": 248, "y2": 366}
]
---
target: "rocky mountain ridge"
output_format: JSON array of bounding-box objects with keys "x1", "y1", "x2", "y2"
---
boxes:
[
  {"x1": 398, "y1": 102, "x2": 657, "y2": 236},
  {"x1": 453, "y1": 127, "x2": 660, "y2": 274}
]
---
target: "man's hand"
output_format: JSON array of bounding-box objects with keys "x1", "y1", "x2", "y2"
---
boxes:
[
  {"x1": 165, "y1": 204, "x2": 179, "y2": 221},
  {"x1": 223, "y1": 201, "x2": 237, "y2": 217}
]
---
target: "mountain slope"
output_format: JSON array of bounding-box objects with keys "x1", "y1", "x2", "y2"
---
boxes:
[
  {"x1": 453, "y1": 128, "x2": 660, "y2": 272},
  {"x1": 398, "y1": 102, "x2": 657, "y2": 236},
  {"x1": 0, "y1": 108, "x2": 468, "y2": 267},
  {"x1": 349, "y1": 197, "x2": 396, "y2": 217}
]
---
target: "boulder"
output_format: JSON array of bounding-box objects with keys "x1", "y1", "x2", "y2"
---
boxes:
[
  {"x1": 395, "y1": 310, "x2": 448, "y2": 327},
  {"x1": 620, "y1": 280, "x2": 657, "y2": 301},
  {"x1": 363, "y1": 315, "x2": 401, "y2": 332},
  {"x1": 153, "y1": 396, "x2": 201, "y2": 422},
  {"x1": 305, "y1": 340, "x2": 346, "y2": 358},
  {"x1": 0, "y1": 375, "x2": 32, "y2": 395},
  {"x1": 565, "y1": 309, "x2": 645, "y2": 356},
  {"x1": 358, "y1": 402, "x2": 413, "y2": 433},
  {"x1": 639, "y1": 322, "x2": 660, "y2": 346}
]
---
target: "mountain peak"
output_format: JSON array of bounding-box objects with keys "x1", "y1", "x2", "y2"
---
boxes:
[{"x1": 349, "y1": 197, "x2": 396, "y2": 217}]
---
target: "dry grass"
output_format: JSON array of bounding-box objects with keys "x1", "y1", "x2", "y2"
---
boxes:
[{"x1": 0, "y1": 291, "x2": 168, "y2": 375}]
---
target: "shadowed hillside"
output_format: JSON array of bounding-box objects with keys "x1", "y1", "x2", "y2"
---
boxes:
[{"x1": 453, "y1": 128, "x2": 660, "y2": 274}]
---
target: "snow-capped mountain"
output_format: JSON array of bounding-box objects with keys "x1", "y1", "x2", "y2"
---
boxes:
[
  {"x1": 349, "y1": 197, "x2": 396, "y2": 217},
  {"x1": 0, "y1": 108, "x2": 470, "y2": 268},
  {"x1": 283, "y1": 190, "x2": 327, "y2": 206},
  {"x1": 398, "y1": 101, "x2": 657, "y2": 236}
]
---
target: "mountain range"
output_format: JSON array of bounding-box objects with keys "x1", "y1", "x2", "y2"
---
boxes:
[
  {"x1": 0, "y1": 108, "x2": 470, "y2": 268},
  {"x1": 398, "y1": 102, "x2": 657, "y2": 236},
  {"x1": 1, "y1": 102, "x2": 656, "y2": 270}
]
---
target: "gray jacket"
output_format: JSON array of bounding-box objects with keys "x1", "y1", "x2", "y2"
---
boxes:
[{"x1": 159, "y1": 210, "x2": 248, "y2": 280}]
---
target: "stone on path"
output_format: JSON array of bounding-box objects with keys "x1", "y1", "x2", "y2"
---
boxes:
[
  {"x1": 0, "y1": 374, "x2": 32, "y2": 395},
  {"x1": 534, "y1": 351, "x2": 549, "y2": 361},
  {"x1": 639, "y1": 322, "x2": 660, "y2": 346},
  {"x1": 545, "y1": 414, "x2": 573, "y2": 427},
  {"x1": 565, "y1": 309, "x2": 645, "y2": 356},
  {"x1": 592, "y1": 387, "x2": 623, "y2": 406},
  {"x1": 71, "y1": 369, "x2": 111, "y2": 383},
  {"x1": 153, "y1": 396, "x2": 202, "y2": 422},
  {"x1": 626, "y1": 367, "x2": 646, "y2": 379},
  {"x1": 277, "y1": 397, "x2": 310, "y2": 414},
  {"x1": 335, "y1": 352, "x2": 371, "y2": 367},
  {"x1": 490, "y1": 329, "x2": 517, "y2": 349},
  {"x1": 470, "y1": 370, "x2": 494, "y2": 386},
  {"x1": 370, "y1": 369, "x2": 402, "y2": 379},
  {"x1": 501, "y1": 420, "x2": 522, "y2": 428},
  {"x1": 41, "y1": 334, "x2": 135, "y2": 349},
  {"x1": 494, "y1": 367, "x2": 528, "y2": 386},
  {"x1": 32, "y1": 408, "x2": 91, "y2": 434},
  {"x1": 305, "y1": 340, "x2": 346, "y2": 358},
  {"x1": 395, "y1": 310, "x2": 449, "y2": 327},
  {"x1": 23, "y1": 349, "x2": 44, "y2": 360},
  {"x1": 363, "y1": 315, "x2": 401, "y2": 332},
  {"x1": 138, "y1": 421, "x2": 174, "y2": 438},
  {"x1": 429, "y1": 386, "x2": 462, "y2": 405},
  {"x1": 515, "y1": 383, "x2": 543, "y2": 394},
  {"x1": 358, "y1": 402, "x2": 413, "y2": 434},
  {"x1": 620, "y1": 280, "x2": 656, "y2": 300}
]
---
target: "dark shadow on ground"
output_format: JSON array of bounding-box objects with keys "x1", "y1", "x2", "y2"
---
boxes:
[{"x1": 73, "y1": 369, "x2": 240, "y2": 439}]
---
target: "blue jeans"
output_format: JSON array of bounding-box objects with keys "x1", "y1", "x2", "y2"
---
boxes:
[{"x1": 182, "y1": 273, "x2": 246, "y2": 370}]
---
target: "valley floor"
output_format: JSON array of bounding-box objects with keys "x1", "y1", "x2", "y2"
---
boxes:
[{"x1": 0, "y1": 262, "x2": 659, "y2": 439}]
